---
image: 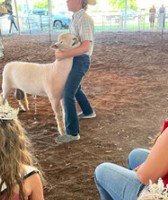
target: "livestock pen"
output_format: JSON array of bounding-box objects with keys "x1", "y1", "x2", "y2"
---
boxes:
[{"x1": 1, "y1": 30, "x2": 168, "y2": 199}]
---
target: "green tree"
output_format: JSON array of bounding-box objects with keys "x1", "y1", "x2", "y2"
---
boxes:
[
  {"x1": 33, "y1": 0, "x2": 48, "y2": 9},
  {"x1": 108, "y1": 0, "x2": 137, "y2": 9}
]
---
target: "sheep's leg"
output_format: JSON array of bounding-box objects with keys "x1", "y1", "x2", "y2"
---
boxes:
[
  {"x1": 55, "y1": 113, "x2": 65, "y2": 135},
  {"x1": 49, "y1": 98, "x2": 65, "y2": 135},
  {"x1": 15, "y1": 89, "x2": 29, "y2": 111},
  {"x1": 0, "y1": 93, "x2": 7, "y2": 105},
  {"x1": 1, "y1": 83, "x2": 12, "y2": 104},
  {"x1": 57, "y1": 98, "x2": 66, "y2": 134},
  {"x1": 60, "y1": 98, "x2": 65, "y2": 126},
  {"x1": 18, "y1": 98, "x2": 29, "y2": 112}
]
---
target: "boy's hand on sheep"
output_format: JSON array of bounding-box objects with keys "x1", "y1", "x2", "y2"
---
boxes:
[{"x1": 55, "y1": 49, "x2": 66, "y2": 61}]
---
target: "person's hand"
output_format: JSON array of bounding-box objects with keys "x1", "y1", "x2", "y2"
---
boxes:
[
  {"x1": 134, "y1": 166, "x2": 140, "y2": 172},
  {"x1": 134, "y1": 163, "x2": 144, "y2": 172},
  {"x1": 55, "y1": 49, "x2": 65, "y2": 61}
]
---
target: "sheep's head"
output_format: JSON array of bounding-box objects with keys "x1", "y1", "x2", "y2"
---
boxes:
[{"x1": 51, "y1": 33, "x2": 80, "y2": 51}]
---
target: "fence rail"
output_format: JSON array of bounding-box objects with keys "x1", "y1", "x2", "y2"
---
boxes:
[{"x1": 0, "y1": 12, "x2": 168, "y2": 35}]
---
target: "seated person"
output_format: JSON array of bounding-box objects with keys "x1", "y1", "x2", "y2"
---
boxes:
[
  {"x1": 94, "y1": 120, "x2": 168, "y2": 200},
  {"x1": 0, "y1": 102, "x2": 45, "y2": 200}
]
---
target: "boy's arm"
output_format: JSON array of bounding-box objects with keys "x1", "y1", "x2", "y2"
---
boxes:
[{"x1": 55, "y1": 40, "x2": 91, "y2": 60}]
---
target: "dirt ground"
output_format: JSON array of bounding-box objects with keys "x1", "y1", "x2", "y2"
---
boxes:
[{"x1": 1, "y1": 31, "x2": 168, "y2": 200}]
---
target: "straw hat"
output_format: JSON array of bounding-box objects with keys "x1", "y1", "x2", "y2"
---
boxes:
[{"x1": 87, "y1": 0, "x2": 96, "y2": 5}]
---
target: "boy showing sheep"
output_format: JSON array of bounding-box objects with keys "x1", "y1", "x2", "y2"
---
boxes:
[
  {"x1": 1, "y1": 32, "x2": 80, "y2": 135},
  {"x1": 55, "y1": 0, "x2": 96, "y2": 144}
]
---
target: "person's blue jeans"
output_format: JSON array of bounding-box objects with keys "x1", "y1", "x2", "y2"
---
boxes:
[
  {"x1": 63, "y1": 55, "x2": 94, "y2": 136},
  {"x1": 94, "y1": 148, "x2": 150, "y2": 200}
]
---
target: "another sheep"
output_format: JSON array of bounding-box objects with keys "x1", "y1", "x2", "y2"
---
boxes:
[{"x1": 1, "y1": 32, "x2": 81, "y2": 135}]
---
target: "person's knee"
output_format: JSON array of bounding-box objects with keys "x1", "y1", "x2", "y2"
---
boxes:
[
  {"x1": 95, "y1": 163, "x2": 105, "y2": 175},
  {"x1": 128, "y1": 148, "x2": 143, "y2": 169},
  {"x1": 128, "y1": 148, "x2": 142, "y2": 159},
  {"x1": 128, "y1": 148, "x2": 149, "y2": 169},
  {"x1": 95, "y1": 163, "x2": 110, "y2": 182}
]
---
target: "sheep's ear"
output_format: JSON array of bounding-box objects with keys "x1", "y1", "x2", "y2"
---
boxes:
[
  {"x1": 50, "y1": 43, "x2": 58, "y2": 50},
  {"x1": 72, "y1": 37, "x2": 79, "y2": 46}
]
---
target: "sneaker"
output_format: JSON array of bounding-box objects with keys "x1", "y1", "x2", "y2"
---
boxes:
[
  {"x1": 55, "y1": 134, "x2": 80, "y2": 144},
  {"x1": 78, "y1": 111, "x2": 96, "y2": 119}
]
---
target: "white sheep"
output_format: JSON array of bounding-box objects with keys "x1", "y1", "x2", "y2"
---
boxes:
[{"x1": 1, "y1": 32, "x2": 81, "y2": 135}]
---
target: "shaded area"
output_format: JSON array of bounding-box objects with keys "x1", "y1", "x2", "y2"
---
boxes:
[{"x1": 1, "y1": 32, "x2": 168, "y2": 199}]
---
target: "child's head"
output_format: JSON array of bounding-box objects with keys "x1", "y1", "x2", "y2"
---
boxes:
[
  {"x1": 81, "y1": 0, "x2": 96, "y2": 10},
  {"x1": 81, "y1": 0, "x2": 88, "y2": 10},
  {"x1": 0, "y1": 103, "x2": 36, "y2": 199},
  {"x1": 0, "y1": 118, "x2": 34, "y2": 169}
]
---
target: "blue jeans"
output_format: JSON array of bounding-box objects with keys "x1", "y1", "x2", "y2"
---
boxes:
[
  {"x1": 94, "y1": 148, "x2": 150, "y2": 200},
  {"x1": 63, "y1": 55, "x2": 94, "y2": 136}
]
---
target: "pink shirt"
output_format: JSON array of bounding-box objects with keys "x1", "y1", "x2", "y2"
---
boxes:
[
  {"x1": 160, "y1": 120, "x2": 168, "y2": 186},
  {"x1": 0, "y1": 193, "x2": 20, "y2": 200}
]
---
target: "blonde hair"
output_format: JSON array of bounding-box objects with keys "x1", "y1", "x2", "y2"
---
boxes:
[{"x1": 0, "y1": 119, "x2": 40, "y2": 200}]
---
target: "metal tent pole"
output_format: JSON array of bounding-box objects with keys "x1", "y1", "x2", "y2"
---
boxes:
[
  {"x1": 13, "y1": 0, "x2": 20, "y2": 34},
  {"x1": 123, "y1": 0, "x2": 127, "y2": 30},
  {"x1": 48, "y1": 0, "x2": 52, "y2": 42},
  {"x1": 25, "y1": 0, "x2": 31, "y2": 34}
]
